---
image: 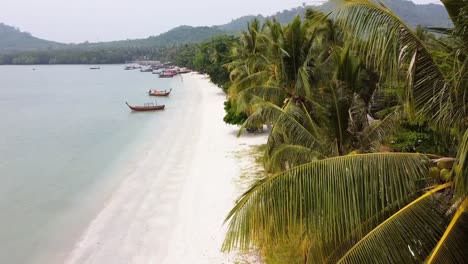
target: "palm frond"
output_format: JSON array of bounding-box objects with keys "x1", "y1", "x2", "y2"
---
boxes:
[
  {"x1": 337, "y1": 184, "x2": 452, "y2": 264},
  {"x1": 357, "y1": 110, "x2": 401, "y2": 152},
  {"x1": 228, "y1": 69, "x2": 269, "y2": 96},
  {"x1": 223, "y1": 153, "x2": 434, "y2": 251},
  {"x1": 321, "y1": 81, "x2": 353, "y2": 154},
  {"x1": 426, "y1": 198, "x2": 468, "y2": 264},
  {"x1": 440, "y1": 0, "x2": 467, "y2": 29},
  {"x1": 282, "y1": 16, "x2": 309, "y2": 84},
  {"x1": 235, "y1": 86, "x2": 286, "y2": 113},
  {"x1": 266, "y1": 144, "x2": 322, "y2": 172},
  {"x1": 295, "y1": 66, "x2": 312, "y2": 98},
  {"x1": 240, "y1": 100, "x2": 322, "y2": 148},
  {"x1": 333, "y1": 0, "x2": 458, "y2": 130},
  {"x1": 454, "y1": 129, "x2": 468, "y2": 196}
]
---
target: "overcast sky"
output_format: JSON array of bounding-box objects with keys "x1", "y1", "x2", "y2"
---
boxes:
[{"x1": 1, "y1": 0, "x2": 442, "y2": 43}]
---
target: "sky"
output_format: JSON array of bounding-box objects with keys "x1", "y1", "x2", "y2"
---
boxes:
[{"x1": 0, "y1": 0, "x2": 442, "y2": 43}]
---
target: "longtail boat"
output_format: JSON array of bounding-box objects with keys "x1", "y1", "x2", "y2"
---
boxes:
[
  {"x1": 125, "y1": 102, "x2": 165, "y2": 111},
  {"x1": 158, "y1": 73, "x2": 176, "y2": 78},
  {"x1": 148, "y1": 88, "x2": 172, "y2": 97},
  {"x1": 158, "y1": 70, "x2": 178, "y2": 78}
]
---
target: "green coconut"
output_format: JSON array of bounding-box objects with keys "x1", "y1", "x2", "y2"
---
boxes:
[
  {"x1": 439, "y1": 169, "x2": 452, "y2": 181},
  {"x1": 437, "y1": 159, "x2": 454, "y2": 170},
  {"x1": 429, "y1": 167, "x2": 440, "y2": 178}
]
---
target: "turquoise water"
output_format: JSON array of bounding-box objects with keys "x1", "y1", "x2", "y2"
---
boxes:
[{"x1": 0, "y1": 65, "x2": 186, "y2": 263}]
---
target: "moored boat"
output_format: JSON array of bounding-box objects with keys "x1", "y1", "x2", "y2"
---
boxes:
[
  {"x1": 158, "y1": 72, "x2": 177, "y2": 78},
  {"x1": 125, "y1": 102, "x2": 165, "y2": 111},
  {"x1": 148, "y1": 88, "x2": 172, "y2": 96},
  {"x1": 158, "y1": 69, "x2": 178, "y2": 78},
  {"x1": 178, "y1": 67, "x2": 191, "y2": 74},
  {"x1": 90, "y1": 66, "x2": 100, "y2": 70},
  {"x1": 124, "y1": 65, "x2": 141, "y2": 70},
  {"x1": 140, "y1": 67, "x2": 152, "y2": 72}
]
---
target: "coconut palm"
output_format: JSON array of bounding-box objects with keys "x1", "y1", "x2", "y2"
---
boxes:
[
  {"x1": 227, "y1": 19, "x2": 271, "y2": 95},
  {"x1": 223, "y1": 1, "x2": 468, "y2": 263},
  {"x1": 242, "y1": 45, "x2": 398, "y2": 172},
  {"x1": 228, "y1": 11, "x2": 342, "y2": 114}
]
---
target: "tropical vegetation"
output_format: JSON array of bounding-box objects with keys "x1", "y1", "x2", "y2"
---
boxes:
[
  {"x1": 0, "y1": 0, "x2": 451, "y2": 65},
  {"x1": 221, "y1": 0, "x2": 468, "y2": 263}
]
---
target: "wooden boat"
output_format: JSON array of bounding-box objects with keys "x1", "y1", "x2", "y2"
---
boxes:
[
  {"x1": 125, "y1": 102, "x2": 165, "y2": 111},
  {"x1": 158, "y1": 72, "x2": 176, "y2": 78},
  {"x1": 148, "y1": 88, "x2": 172, "y2": 96},
  {"x1": 158, "y1": 69, "x2": 178, "y2": 78}
]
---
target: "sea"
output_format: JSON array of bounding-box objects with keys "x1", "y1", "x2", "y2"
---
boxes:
[{"x1": 0, "y1": 65, "x2": 187, "y2": 263}]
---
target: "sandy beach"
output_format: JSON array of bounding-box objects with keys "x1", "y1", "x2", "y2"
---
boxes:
[{"x1": 65, "y1": 73, "x2": 266, "y2": 264}]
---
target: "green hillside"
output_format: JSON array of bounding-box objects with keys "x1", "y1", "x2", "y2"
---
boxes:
[
  {"x1": 0, "y1": 23, "x2": 65, "y2": 53},
  {"x1": 219, "y1": 0, "x2": 452, "y2": 33},
  {"x1": 0, "y1": 0, "x2": 453, "y2": 62},
  {"x1": 70, "y1": 26, "x2": 226, "y2": 49}
]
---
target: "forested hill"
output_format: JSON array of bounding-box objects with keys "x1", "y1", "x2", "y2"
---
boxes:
[
  {"x1": 0, "y1": 24, "x2": 225, "y2": 54},
  {"x1": 0, "y1": 23, "x2": 65, "y2": 53},
  {"x1": 380, "y1": 0, "x2": 452, "y2": 27},
  {"x1": 67, "y1": 26, "x2": 226, "y2": 50},
  {"x1": 221, "y1": 0, "x2": 452, "y2": 33},
  {"x1": 0, "y1": 0, "x2": 452, "y2": 58}
]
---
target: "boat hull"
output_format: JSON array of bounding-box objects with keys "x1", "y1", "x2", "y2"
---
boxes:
[
  {"x1": 125, "y1": 102, "x2": 165, "y2": 111},
  {"x1": 148, "y1": 88, "x2": 172, "y2": 97}
]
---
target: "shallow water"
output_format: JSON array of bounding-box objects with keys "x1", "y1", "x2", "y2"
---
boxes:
[{"x1": 0, "y1": 65, "x2": 187, "y2": 263}]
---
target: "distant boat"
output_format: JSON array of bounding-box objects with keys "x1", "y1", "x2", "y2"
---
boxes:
[
  {"x1": 90, "y1": 67, "x2": 101, "y2": 70},
  {"x1": 148, "y1": 88, "x2": 172, "y2": 97},
  {"x1": 125, "y1": 102, "x2": 165, "y2": 111},
  {"x1": 140, "y1": 67, "x2": 152, "y2": 72},
  {"x1": 158, "y1": 70, "x2": 177, "y2": 78},
  {"x1": 178, "y1": 68, "x2": 191, "y2": 74},
  {"x1": 124, "y1": 65, "x2": 140, "y2": 70}
]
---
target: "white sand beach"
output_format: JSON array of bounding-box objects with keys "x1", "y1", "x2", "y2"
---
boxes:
[{"x1": 65, "y1": 73, "x2": 266, "y2": 264}]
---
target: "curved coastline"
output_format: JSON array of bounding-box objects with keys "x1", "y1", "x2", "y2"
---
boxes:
[{"x1": 65, "y1": 73, "x2": 266, "y2": 264}]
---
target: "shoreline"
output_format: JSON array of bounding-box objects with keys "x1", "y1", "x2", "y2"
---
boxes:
[{"x1": 65, "y1": 73, "x2": 267, "y2": 263}]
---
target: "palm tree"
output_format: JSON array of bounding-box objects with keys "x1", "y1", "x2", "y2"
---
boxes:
[
  {"x1": 242, "y1": 45, "x2": 398, "y2": 172},
  {"x1": 223, "y1": 1, "x2": 468, "y2": 263},
  {"x1": 227, "y1": 11, "x2": 342, "y2": 114}
]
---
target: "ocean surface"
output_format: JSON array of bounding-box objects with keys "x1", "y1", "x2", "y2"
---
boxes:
[{"x1": 0, "y1": 65, "x2": 188, "y2": 263}]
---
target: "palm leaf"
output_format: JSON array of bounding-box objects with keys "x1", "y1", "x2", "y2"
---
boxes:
[
  {"x1": 440, "y1": 0, "x2": 467, "y2": 29},
  {"x1": 228, "y1": 68, "x2": 270, "y2": 95},
  {"x1": 426, "y1": 198, "x2": 468, "y2": 264},
  {"x1": 337, "y1": 184, "x2": 452, "y2": 264},
  {"x1": 235, "y1": 86, "x2": 286, "y2": 113},
  {"x1": 454, "y1": 129, "x2": 468, "y2": 196},
  {"x1": 240, "y1": 100, "x2": 323, "y2": 148},
  {"x1": 295, "y1": 66, "x2": 313, "y2": 98},
  {"x1": 266, "y1": 143, "x2": 322, "y2": 172},
  {"x1": 357, "y1": 110, "x2": 401, "y2": 152},
  {"x1": 321, "y1": 81, "x2": 353, "y2": 154},
  {"x1": 223, "y1": 153, "x2": 434, "y2": 251},
  {"x1": 333, "y1": 0, "x2": 458, "y2": 130}
]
